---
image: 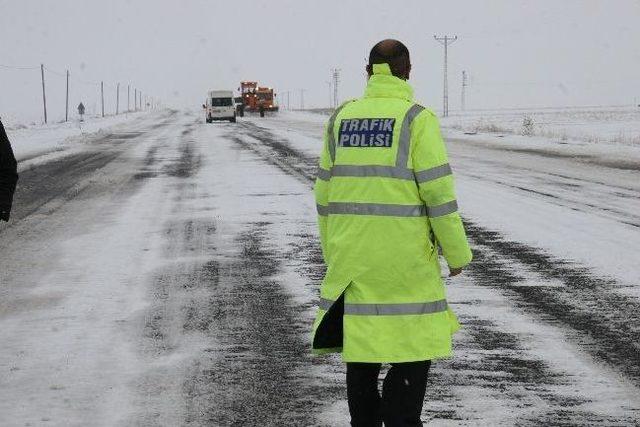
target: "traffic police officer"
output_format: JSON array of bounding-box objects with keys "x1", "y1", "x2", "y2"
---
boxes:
[
  {"x1": 312, "y1": 39, "x2": 472, "y2": 426},
  {"x1": 0, "y1": 118, "x2": 18, "y2": 222}
]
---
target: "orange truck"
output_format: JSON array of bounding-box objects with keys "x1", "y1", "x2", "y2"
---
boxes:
[{"x1": 237, "y1": 81, "x2": 279, "y2": 117}]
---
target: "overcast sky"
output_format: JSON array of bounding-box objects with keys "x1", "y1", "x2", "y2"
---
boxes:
[{"x1": 1, "y1": 0, "x2": 639, "y2": 123}]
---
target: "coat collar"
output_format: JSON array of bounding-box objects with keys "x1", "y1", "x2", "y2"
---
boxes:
[{"x1": 364, "y1": 63, "x2": 414, "y2": 102}]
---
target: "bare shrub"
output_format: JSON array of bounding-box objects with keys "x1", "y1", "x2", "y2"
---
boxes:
[{"x1": 521, "y1": 116, "x2": 535, "y2": 136}]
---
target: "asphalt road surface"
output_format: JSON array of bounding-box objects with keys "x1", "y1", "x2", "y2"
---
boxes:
[{"x1": 0, "y1": 110, "x2": 638, "y2": 426}]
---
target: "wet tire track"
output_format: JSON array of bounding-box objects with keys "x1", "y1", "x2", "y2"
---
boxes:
[
  {"x1": 165, "y1": 121, "x2": 203, "y2": 179},
  {"x1": 132, "y1": 119, "x2": 203, "y2": 182},
  {"x1": 183, "y1": 223, "x2": 343, "y2": 426},
  {"x1": 457, "y1": 166, "x2": 640, "y2": 228},
  {"x1": 6, "y1": 150, "x2": 124, "y2": 224},
  {"x1": 231, "y1": 121, "x2": 317, "y2": 184},
  {"x1": 464, "y1": 221, "x2": 640, "y2": 386},
  {"x1": 137, "y1": 215, "x2": 222, "y2": 427},
  {"x1": 133, "y1": 118, "x2": 226, "y2": 424}
]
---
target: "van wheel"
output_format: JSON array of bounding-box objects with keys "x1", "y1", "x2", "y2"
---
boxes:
[{"x1": 229, "y1": 116, "x2": 236, "y2": 123}]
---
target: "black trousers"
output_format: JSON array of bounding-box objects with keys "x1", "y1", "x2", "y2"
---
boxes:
[{"x1": 346, "y1": 360, "x2": 431, "y2": 427}]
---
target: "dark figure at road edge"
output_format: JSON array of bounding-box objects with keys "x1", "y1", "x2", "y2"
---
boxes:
[
  {"x1": 312, "y1": 39, "x2": 473, "y2": 426},
  {"x1": 78, "y1": 102, "x2": 85, "y2": 122},
  {"x1": 0, "y1": 118, "x2": 18, "y2": 222}
]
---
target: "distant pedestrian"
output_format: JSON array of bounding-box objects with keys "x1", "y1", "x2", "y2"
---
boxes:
[
  {"x1": 312, "y1": 39, "x2": 472, "y2": 426},
  {"x1": 0, "y1": 118, "x2": 18, "y2": 222},
  {"x1": 77, "y1": 102, "x2": 85, "y2": 121}
]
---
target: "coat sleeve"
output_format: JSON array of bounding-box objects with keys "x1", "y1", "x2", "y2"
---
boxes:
[
  {"x1": 410, "y1": 110, "x2": 472, "y2": 269},
  {"x1": 0, "y1": 120, "x2": 19, "y2": 207},
  {"x1": 314, "y1": 121, "x2": 332, "y2": 262}
]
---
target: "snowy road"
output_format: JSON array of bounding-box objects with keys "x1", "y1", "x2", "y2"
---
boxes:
[{"x1": 1, "y1": 110, "x2": 639, "y2": 426}]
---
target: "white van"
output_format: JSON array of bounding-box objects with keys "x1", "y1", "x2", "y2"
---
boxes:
[{"x1": 203, "y1": 90, "x2": 236, "y2": 123}]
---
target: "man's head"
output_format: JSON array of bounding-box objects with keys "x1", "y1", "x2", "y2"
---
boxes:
[{"x1": 367, "y1": 39, "x2": 411, "y2": 80}]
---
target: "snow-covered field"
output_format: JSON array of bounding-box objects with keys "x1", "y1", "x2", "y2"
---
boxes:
[
  {"x1": 440, "y1": 105, "x2": 640, "y2": 146},
  {"x1": 1, "y1": 109, "x2": 639, "y2": 425}
]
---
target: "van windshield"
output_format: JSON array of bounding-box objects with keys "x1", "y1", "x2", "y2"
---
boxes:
[{"x1": 211, "y1": 98, "x2": 233, "y2": 106}]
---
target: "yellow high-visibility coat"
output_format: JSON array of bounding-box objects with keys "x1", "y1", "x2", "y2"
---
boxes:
[{"x1": 312, "y1": 63, "x2": 472, "y2": 363}]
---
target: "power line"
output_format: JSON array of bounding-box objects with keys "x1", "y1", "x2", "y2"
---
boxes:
[
  {"x1": 43, "y1": 65, "x2": 67, "y2": 77},
  {"x1": 433, "y1": 34, "x2": 457, "y2": 117},
  {"x1": 75, "y1": 77, "x2": 102, "y2": 86},
  {"x1": 0, "y1": 63, "x2": 40, "y2": 70}
]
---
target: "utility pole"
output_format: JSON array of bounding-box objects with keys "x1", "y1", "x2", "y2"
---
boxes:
[
  {"x1": 433, "y1": 35, "x2": 457, "y2": 117},
  {"x1": 134, "y1": 88, "x2": 137, "y2": 111},
  {"x1": 65, "y1": 70, "x2": 70, "y2": 122},
  {"x1": 326, "y1": 80, "x2": 333, "y2": 109},
  {"x1": 101, "y1": 81, "x2": 105, "y2": 117},
  {"x1": 332, "y1": 68, "x2": 340, "y2": 108},
  {"x1": 287, "y1": 91, "x2": 290, "y2": 110},
  {"x1": 299, "y1": 89, "x2": 305, "y2": 110},
  {"x1": 116, "y1": 83, "x2": 120, "y2": 115},
  {"x1": 40, "y1": 64, "x2": 48, "y2": 124},
  {"x1": 461, "y1": 70, "x2": 468, "y2": 112}
]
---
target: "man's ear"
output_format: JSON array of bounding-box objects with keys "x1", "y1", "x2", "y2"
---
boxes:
[
  {"x1": 365, "y1": 64, "x2": 372, "y2": 76},
  {"x1": 405, "y1": 63, "x2": 412, "y2": 80}
]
